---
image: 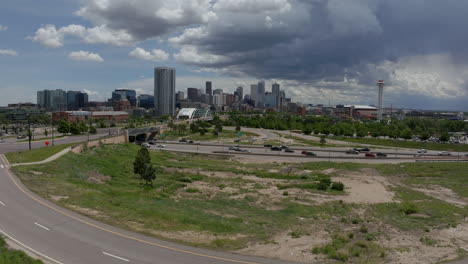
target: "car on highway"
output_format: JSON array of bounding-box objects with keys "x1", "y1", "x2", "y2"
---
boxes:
[
  {"x1": 0, "y1": 139, "x2": 5, "y2": 143},
  {"x1": 270, "y1": 146, "x2": 282, "y2": 151},
  {"x1": 240, "y1": 149, "x2": 251, "y2": 153},
  {"x1": 284, "y1": 148, "x2": 295, "y2": 153},
  {"x1": 376, "y1": 152, "x2": 387, "y2": 157},
  {"x1": 345, "y1": 149, "x2": 359, "y2": 154},
  {"x1": 417, "y1": 149, "x2": 427, "y2": 153},
  {"x1": 157, "y1": 144, "x2": 166, "y2": 148},
  {"x1": 354, "y1": 148, "x2": 371, "y2": 152},
  {"x1": 365, "y1": 153, "x2": 376, "y2": 158},
  {"x1": 228, "y1": 146, "x2": 237, "y2": 151},
  {"x1": 179, "y1": 139, "x2": 187, "y2": 143},
  {"x1": 304, "y1": 151, "x2": 317, "y2": 157},
  {"x1": 17, "y1": 135, "x2": 26, "y2": 139},
  {"x1": 188, "y1": 140, "x2": 194, "y2": 144},
  {"x1": 142, "y1": 143, "x2": 151, "y2": 148},
  {"x1": 280, "y1": 145, "x2": 289, "y2": 149},
  {"x1": 465, "y1": 154, "x2": 468, "y2": 157},
  {"x1": 234, "y1": 139, "x2": 241, "y2": 143},
  {"x1": 438, "y1": 151, "x2": 451, "y2": 156},
  {"x1": 264, "y1": 144, "x2": 273, "y2": 148},
  {"x1": 148, "y1": 140, "x2": 156, "y2": 145}
]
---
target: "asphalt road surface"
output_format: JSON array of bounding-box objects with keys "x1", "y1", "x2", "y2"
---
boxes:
[{"x1": 0, "y1": 155, "x2": 293, "y2": 264}]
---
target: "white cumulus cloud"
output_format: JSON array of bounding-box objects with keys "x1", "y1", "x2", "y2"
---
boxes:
[
  {"x1": 0, "y1": 25, "x2": 8, "y2": 31},
  {"x1": 129, "y1": 47, "x2": 169, "y2": 62},
  {"x1": 68, "y1": 51, "x2": 104, "y2": 62},
  {"x1": 0, "y1": 49, "x2": 18, "y2": 56}
]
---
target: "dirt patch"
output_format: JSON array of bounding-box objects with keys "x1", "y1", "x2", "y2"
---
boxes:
[
  {"x1": 379, "y1": 223, "x2": 465, "y2": 264},
  {"x1": 126, "y1": 221, "x2": 246, "y2": 245},
  {"x1": 50, "y1": 195, "x2": 68, "y2": 201},
  {"x1": 412, "y1": 185, "x2": 468, "y2": 207},
  {"x1": 237, "y1": 230, "x2": 329, "y2": 263},
  {"x1": 67, "y1": 205, "x2": 107, "y2": 218},
  {"x1": 87, "y1": 171, "x2": 111, "y2": 184}
]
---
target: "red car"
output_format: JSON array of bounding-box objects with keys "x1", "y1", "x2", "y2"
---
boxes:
[{"x1": 365, "y1": 153, "x2": 376, "y2": 158}]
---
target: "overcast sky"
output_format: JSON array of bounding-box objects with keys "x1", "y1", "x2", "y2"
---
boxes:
[{"x1": 1, "y1": 0, "x2": 467, "y2": 111}]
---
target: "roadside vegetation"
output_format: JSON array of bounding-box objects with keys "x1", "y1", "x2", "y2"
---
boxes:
[
  {"x1": 0, "y1": 236, "x2": 44, "y2": 264},
  {"x1": 5, "y1": 143, "x2": 77, "y2": 164},
  {"x1": 12, "y1": 144, "x2": 468, "y2": 263}
]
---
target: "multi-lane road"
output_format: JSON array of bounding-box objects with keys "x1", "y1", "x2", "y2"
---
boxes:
[{"x1": 0, "y1": 151, "x2": 291, "y2": 264}]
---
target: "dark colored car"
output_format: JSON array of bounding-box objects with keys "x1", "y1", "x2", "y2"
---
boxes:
[
  {"x1": 365, "y1": 153, "x2": 376, "y2": 157},
  {"x1": 345, "y1": 149, "x2": 359, "y2": 154},
  {"x1": 376, "y1": 152, "x2": 387, "y2": 157},
  {"x1": 188, "y1": 140, "x2": 194, "y2": 144},
  {"x1": 234, "y1": 139, "x2": 241, "y2": 143},
  {"x1": 284, "y1": 148, "x2": 294, "y2": 153},
  {"x1": 280, "y1": 145, "x2": 289, "y2": 149},
  {"x1": 270, "y1": 146, "x2": 282, "y2": 151},
  {"x1": 179, "y1": 139, "x2": 187, "y2": 143},
  {"x1": 305, "y1": 151, "x2": 317, "y2": 157},
  {"x1": 354, "y1": 148, "x2": 371, "y2": 152},
  {"x1": 264, "y1": 144, "x2": 273, "y2": 148},
  {"x1": 17, "y1": 135, "x2": 26, "y2": 139}
]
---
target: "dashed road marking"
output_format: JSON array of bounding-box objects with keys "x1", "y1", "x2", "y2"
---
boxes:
[
  {"x1": 103, "y1": 252, "x2": 130, "y2": 262},
  {"x1": 34, "y1": 222, "x2": 50, "y2": 231}
]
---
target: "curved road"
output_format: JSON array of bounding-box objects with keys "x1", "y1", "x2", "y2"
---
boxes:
[{"x1": 0, "y1": 156, "x2": 292, "y2": 264}]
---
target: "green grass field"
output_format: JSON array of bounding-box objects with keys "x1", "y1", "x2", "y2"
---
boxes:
[
  {"x1": 0, "y1": 236, "x2": 43, "y2": 264},
  {"x1": 12, "y1": 144, "x2": 468, "y2": 262},
  {"x1": 5, "y1": 143, "x2": 77, "y2": 164},
  {"x1": 333, "y1": 137, "x2": 468, "y2": 152}
]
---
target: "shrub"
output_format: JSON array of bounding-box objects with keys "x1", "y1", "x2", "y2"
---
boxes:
[
  {"x1": 289, "y1": 231, "x2": 301, "y2": 239},
  {"x1": 185, "y1": 188, "x2": 200, "y2": 193},
  {"x1": 178, "y1": 177, "x2": 193, "y2": 183},
  {"x1": 400, "y1": 202, "x2": 418, "y2": 215},
  {"x1": 331, "y1": 182, "x2": 345, "y2": 191},
  {"x1": 283, "y1": 191, "x2": 289, "y2": 196},
  {"x1": 360, "y1": 226, "x2": 368, "y2": 233},
  {"x1": 352, "y1": 218, "x2": 360, "y2": 225},
  {"x1": 319, "y1": 177, "x2": 332, "y2": 186}
]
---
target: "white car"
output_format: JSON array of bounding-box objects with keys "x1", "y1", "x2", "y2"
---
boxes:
[
  {"x1": 157, "y1": 144, "x2": 166, "y2": 148},
  {"x1": 0, "y1": 139, "x2": 5, "y2": 143},
  {"x1": 142, "y1": 143, "x2": 151, "y2": 148},
  {"x1": 438, "y1": 151, "x2": 451, "y2": 156},
  {"x1": 417, "y1": 149, "x2": 427, "y2": 153}
]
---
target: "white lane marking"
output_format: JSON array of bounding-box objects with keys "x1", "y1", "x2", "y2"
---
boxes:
[
  {"x1": 34, "y1": 222, "x2": 51, "y2": 231},
  {"x1": 0, "y1": 229, "x2": 64, "y2": 264},
  {"x1": 0, "y1": 201, "x2": 4, "y2": 206},
  {"x1": 103, "y1": 252, "x2": 130, "y2": 262}
]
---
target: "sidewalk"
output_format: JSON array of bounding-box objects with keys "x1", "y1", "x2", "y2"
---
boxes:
[{"x1": 10, "y1": 147, "x2": 72, "y2": 167}]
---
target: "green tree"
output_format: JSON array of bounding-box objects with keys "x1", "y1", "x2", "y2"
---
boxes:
[
  {"x1": 89, "y1": 126, "x2": 97, "y2": 134},
  {"x1": 70, "y1": 123, "x2": 81, "y2": 135},
  {"x1": 44, "y1": 129, "x2": 48, "y2": 137},
  {"x1": 320, "y1": 136, "x2": 327, "y2": 144},
  {"x1": 190, "y1": 123, "x2": 199, "y2": 133},
  {"x1": 439, "y1": 132, "x2": 450, "y2": 142},
  {"x1": 57, "y1": 120, "x2": 70, "y2": 134},
  {"x1": 420, "y1": 132, "x2": 430, "y2": 141},
  {"x1": 133, "y1": 147, "x2": 151, "y2": 176},
  {"x1": 400, "y1": 128, "x2": 413, "y2": 140},
  {"x1": 215, "y1": 123, "x2": 223, "y2": 132},
  {"x1": 141, "y1": 163, "x2": 157, "y2": 186},
  {"x1": 179, "y1": 123, "x2": 187, "y2": 135}
]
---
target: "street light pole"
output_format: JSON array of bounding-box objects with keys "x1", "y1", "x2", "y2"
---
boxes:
[
  {"x1": 27, "y1": 114, "x2": 32, "y2": 150},
  {"x1": 51, "y1": 120, "x2": 55, "y2": 146}
]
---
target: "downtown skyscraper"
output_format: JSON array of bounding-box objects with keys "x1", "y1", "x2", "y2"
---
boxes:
[{"x1": 154, "y1": 67, "x2": 176, "y2": 116}]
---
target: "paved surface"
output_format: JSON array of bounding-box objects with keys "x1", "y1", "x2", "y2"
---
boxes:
[
  {"x1": 0, "y1": 155, "x2": 293, "y2": 264},
  {"x1": 0, "y1": 128, "x2": 119, "y2": 154}
]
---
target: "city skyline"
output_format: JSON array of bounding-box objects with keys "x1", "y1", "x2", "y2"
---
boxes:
[{"x1": 1, "y1": 1, "x2": 468, "y2": 111}]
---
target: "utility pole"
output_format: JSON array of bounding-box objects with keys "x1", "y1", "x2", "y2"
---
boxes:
[
  {"x1": 27, "y1": 114, "x2": 32, "y2": 150},
  {"x1": 51, "y1": 120, "x2": 55, "y2": 146}
]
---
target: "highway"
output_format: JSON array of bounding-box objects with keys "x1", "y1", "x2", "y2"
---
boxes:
[{"x1": 151, "y1": 142, "x2": 468, "y2": 164}]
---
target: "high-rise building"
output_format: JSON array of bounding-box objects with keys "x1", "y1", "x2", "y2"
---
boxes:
[
  {"x1": 187, "y1": 88, "x2": 199, "y2": 102},
  {"x1": 112, "y1": 89, "x2": 137, "y2": 107},
  {"x1": 265, "y1": 92, "x2": 277, "y2": 108},
  {"x1": 66, "y1": 91, "x2": 88, "y2": 110},
  {"x1": 213, "y1": 89, "x2": 223, "y2": 96},
  {"x1": 138, "y1": 94, "x2": 155, "y2": 109},
  {"x1": 250, "y1": 84, "x2": 258, "y2": 106},
  {"x1": 176, "y1": 91, "x2": 185, "y2": 101},
  {"x1": 154, "y1": 67, "x2": 176, "y2": 116},
  {"x1": 37, "y1": 89, "x2": 67, "y2": 111},
  {"x1": 272, "y1": 83, "x2": 280, "y2": 96},
  {"x1": 206, "y1": 81, "x2": 212, "y2": 96},
  {"x1": 213, "y1": 94, "x2": 223, "y2": 106},
  {"x1": 257, "y1": 81, "x2": 265, "y2": 107},
  {"x1": 235, "y1": 87, "x2": 243, "y2": 102}
]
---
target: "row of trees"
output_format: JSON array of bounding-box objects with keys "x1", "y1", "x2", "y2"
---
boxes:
[
  {"x1": 57, "y1": 120, "x2": 97, "y2": 135},
  {"x1": 224, "y1": 113, "x2": 467, "y2": 140}
]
